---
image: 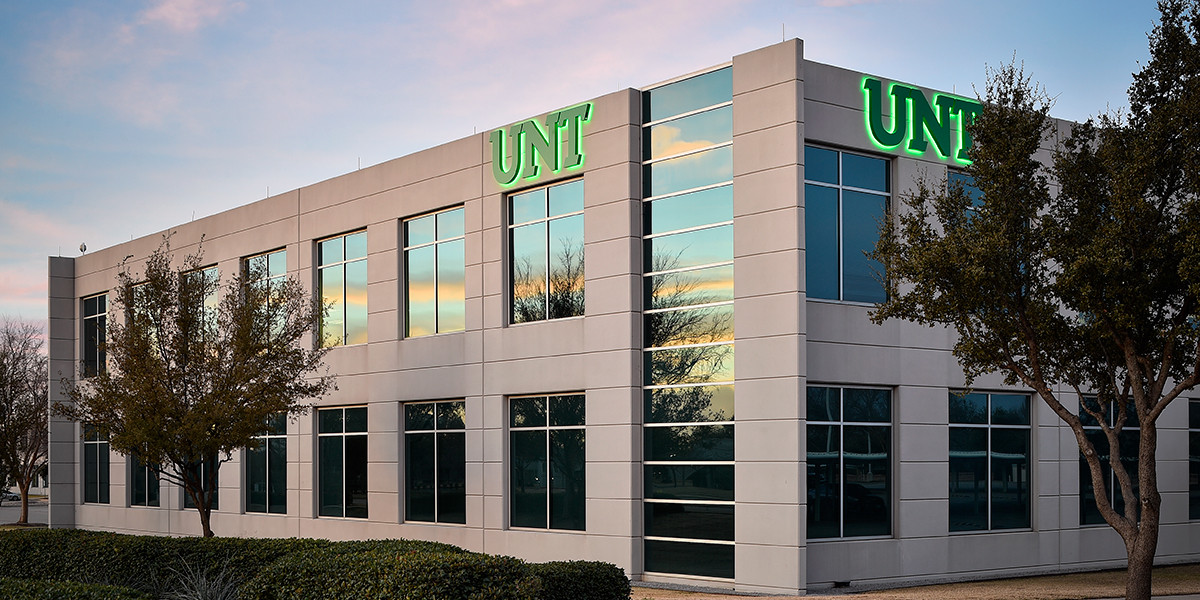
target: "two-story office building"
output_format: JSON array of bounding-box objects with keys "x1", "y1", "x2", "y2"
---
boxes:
[{"x1": 46, "y1": 39, "x2": 1200, "y2": 594}]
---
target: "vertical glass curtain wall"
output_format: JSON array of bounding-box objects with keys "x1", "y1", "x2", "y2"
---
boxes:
[{"x1": 641, "y1": 66, "x2": 735, "y2": 580}]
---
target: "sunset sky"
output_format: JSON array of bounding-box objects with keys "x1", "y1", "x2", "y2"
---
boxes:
[{"x1": 0, "y1": 0, "x2": 1161, "y2": 322}]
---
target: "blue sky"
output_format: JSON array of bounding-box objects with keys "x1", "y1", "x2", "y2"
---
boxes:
[{"x1": 0, "y1": 0, "x2": 1161, "y2": 323}]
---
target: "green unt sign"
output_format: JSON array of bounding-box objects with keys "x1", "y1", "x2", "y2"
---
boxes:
[
  {"x1": 862, "y1": 77, "x2": 982, "y2": 165},
  {"x1": 490, "y1": 102, "x2": 593, "y2": 187}
]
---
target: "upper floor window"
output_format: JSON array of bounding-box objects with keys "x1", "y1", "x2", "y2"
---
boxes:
[
  {"x1": 948, "y1": 171, "x2": 984, "y2": 211},
  {"x1": 948, "y1": 392, "x2": 1031, "y2": 531},
  {"x1": 82, "y1": 293, "x2": 107, "y2": 377},
  {"x1": 510, "y1": 180, "x2": 584, "y2": 323},
  {"x1": 804, "y1": 146, "x2": 889, "y2": 303},
  {"x1": 318, "y1": 231, "x2": 367, "y2": 347},
  {"x1": 404, "y1": 208, "x2": 465, "y2": 337},
  {"x1": 245, "y1": 249, "x2": 286, "y2": 291}
]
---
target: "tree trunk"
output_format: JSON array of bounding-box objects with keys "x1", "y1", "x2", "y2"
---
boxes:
[
  {"x1": 1126, "y1": 528, "x2": 1157, "y2": 600},
  {"x1": 16, "y1": 480, "x2": 29, "y2": 524}
]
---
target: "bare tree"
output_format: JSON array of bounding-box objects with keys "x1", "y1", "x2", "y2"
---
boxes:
[{"x1": 0, "y1": 318, "x2": 48, "y2": 524}]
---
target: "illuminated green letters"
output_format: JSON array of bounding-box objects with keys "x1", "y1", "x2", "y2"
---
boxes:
[
  {"x1": 862, "y1": 77, "x2": 982, "y2": 165},
  {"x1": 491, "y1": 102, "x2": 593, "y2": 187}
]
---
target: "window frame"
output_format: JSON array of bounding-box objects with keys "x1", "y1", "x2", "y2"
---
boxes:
[
  {"x1": 245, "y1": 413, "x2": 288, "y2": 515},
  {"x1": 947, "y1": 391, "x2": 1032, "y2": 533},
  {"x1": 403, "y1": 207, "x2": 466, "y2": 337},
  {"x1": 403, "y1": 400, "x2": 467, "y2": 524},
  {"x1": 508, "y1": 179, "x2": 586, "y2": 324},
  {"x1": 806, "y1": 385, "x2": 893, "y2": 541},
  {"x1": 1079, "y1": 396, "x2": 1140, "y2": 526},
  {"x1": 317, "y1": 405, "x2": 369, "y2": 519},
  {"x1": 130, "y1": 454, "x2": 160, "y2": 507},
  {"x1": 317, "y1": 230, "x2": 368, "y2": 347},
  {"x1": 81, "y1": 293, "x2": 107, "y2": 377},
  {"x1": 803, "y1": 144, "x2": 891, "y2": 304},
  {"x1": 508, "y1": 393, "x2": 586, "y2": 531},
  {"x1": 82, "y1": 425, "x2": 109, "y2": 504}
]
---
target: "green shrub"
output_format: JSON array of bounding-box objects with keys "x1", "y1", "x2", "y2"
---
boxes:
[
  {"x1": 239, "y1": 549, "x2": 540, "y2": 600},
  {"x1": 528, "y1": 561, "x2": 631, "y2": 600},
  {"x1": 0, "y1": 529, "x2": 467, "y2": 596},
  {"x1": 0, "y1": 577, "x2": 151, "y2": 600}
]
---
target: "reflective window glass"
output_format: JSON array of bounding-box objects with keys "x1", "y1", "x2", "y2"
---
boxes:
[
  {"x1": 645, "y1": 424, "x2": 734, "y2": 462},
  {"x1": 247, "y1": 415, "x2": 287, "y2": 515},
  {"x1": 645, "y1": 385, "x2": 734, "y2": 424},
  {"x1": 806, "y1": 386, "x2": 892, "y2": 539},
  {"x1": 646, "y1": 465, "x2": 734, "y2": 501},
  {"x1": 405, "y1": 208, "x2": 465, "y2": 337},
  {"x1": 645, "y1": 225, "x2": 733, "y2": 274},
  {"x1": 82, "y1": 293, "x2": 107, "y2": 377},
  {"x1": 1191, "y1": 404, "x2": 1200, "y2": 519},
  {"x1": 509, "y1": 394, "x2": 584, "y2": 531},
  {"x1": 805, "y1": 146, "x2": 838, "y2": 185},
  {"x1": 843, "y1": 152, "x2": 889, "y2": 192},
  {"x1": 645, "y1": 185, "x2": 733, "y2": 236},
  {"x1": 319, "y1": 231, "x2": 368, "y2": 347},
  {"x1": 949, "y1": 171, "x2": 984, "y2": 210},
  {"x1": 644, "y1": 540, "x2": 733, "y2": 579},
  {"x1": 647, "y1": 264, "x2": 734, "y2": 310},
  {"x1": 646, "y1": 106, "x2": 733, "y2": 161},
  {"x1": 842, "y1": 190, "x2": 887, "y2": 303},
  {"x1": 405, "y1": 400, "x2": 466, "y2": 524},
  {"x1": 644, "y1": 67, "x2": 732, "y2": 123},
  {"x1": 645, "y1": 146, "x2": 734, "y2": 198},
  {"x1": 647, "y1": 343, "x2": 734, "y2": 386},
  {"x1": 510, "y1": 180, "x2": 584, "y2": 323},
  {"x1": 318, "y1": 406, "x2": 368, "y2": 519},
  {"x1": 950, "y1": 391, "x2": 1031, "y2": 531},
  {"x1": 646, "y1": 304, "x2": 734, "y2": 348},
  {"x1": 804, "y1": 184, "x2": 839, "y2": 300},
  {"x1": 645, "y1": 503, "x2": 733, "y2": 541}
]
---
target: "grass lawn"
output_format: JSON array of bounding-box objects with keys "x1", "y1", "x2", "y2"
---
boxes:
[{"x1": 634, "y1": 564, "x2": 1200, "y2": 600}]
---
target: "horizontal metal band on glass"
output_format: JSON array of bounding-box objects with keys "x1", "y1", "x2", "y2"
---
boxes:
[
  {"x1": 645, "y1": 107, "x2": 733, "y2": 163},
  {"x1": 645, "y1": 260, "x2": 734, "y2": 279},
  {"x1": 643, "y1": 101, "x2": 733, "y2": 129},
  {"x1": 644, "y1": 536, "x2": 735, "y2": 546},
  {"x1": 643, "y1": 499, "x2": 734, "y2": 506},
  {"x1": 805, "y1": 180, "x2": 893, "y2": 198},
  {"x1": 642, "y1": 220, "x2": 733, "y2": 241},
  {"x1": 643, "y1": 140, "x2": 733, "y2": 167},
  {"x1": 644, "y1": 300, "x2": 733, "y2": 315},
  {"x1": 642, "y1": 181, "x2": 733, "y2": 204},
  {"x1": 508, "y1": 208, "x2": 584, "y2": 229},
  {"x1": 645, "y1": 339, "x2": 734, "y2": 353}
]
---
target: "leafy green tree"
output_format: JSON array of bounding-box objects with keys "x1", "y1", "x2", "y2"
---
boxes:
[
  {"x1": 0, "y1": 317, "x2": 48, "y2": 524},
  {"x1": 58, "y1": 237, "x2": 335, "y2": 537},
  {"x1": 872, "y1": 3, "x2": 1200, "y2": 598}
]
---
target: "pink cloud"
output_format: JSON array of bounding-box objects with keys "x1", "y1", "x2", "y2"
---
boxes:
[{"x1": 138, "y1": 0, "x2": 245, "y2": 33}]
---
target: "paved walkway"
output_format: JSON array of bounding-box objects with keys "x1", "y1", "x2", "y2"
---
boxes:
[{"x1": 0, "y1": 496, "x2": 47, "y2": 526}]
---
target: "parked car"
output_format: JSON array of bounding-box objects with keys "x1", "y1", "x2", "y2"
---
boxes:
[{"x1": 0, "y1": 490, "x2": 20, "y2": 502}]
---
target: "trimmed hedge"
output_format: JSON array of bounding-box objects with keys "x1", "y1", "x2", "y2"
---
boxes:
[
  {"x1": 0, "y1": 577, "x2": 151, "y2": 600},
  {"x1": 0, "y1": 529, "x2": 631, "y2": 600},
  {"x1": 239, "y1": 549, "x2": 540, "y2": 600},
  {"x1": 0, "y1": 529, "x2": 465, "y2": 596},
  {"x1": 528, "y1": 561, "x2": 631, "y2": 600}
]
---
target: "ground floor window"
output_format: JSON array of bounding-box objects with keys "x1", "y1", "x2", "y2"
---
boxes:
[
  {"x1": 1079, "y1": 397, "x2": 1139, "y2": 526},
  {"x1": 183, "y1": 457, "x2": 219, "y2": 510},
  {"x1": 948, "y1": 392, "x2": 1031, "y2": 531},
  {"x1": 318, "y1": 406, "x2": 368, "y2": 518},
  {"x1": 807, "y1": 386, "x2": 892, "y2": 539},
  {"x1": 83, "y1": 425, "x2": 109, "y2": 504},
  {"x1": 130, "y1": 455, "x2": 159, "y2": 507},
  {"x1": 510, "y1": 394, "x2": 585, "y2": 530},
  {"x1": 1191, "y1": 400, "x2": 1200, "y2": 520},
  {"x1": 246, "y1": 414, "x2": 287, "y2": 514},
  {"x1": 405, "y1": 401, "x2": 466, "y2": 524}
]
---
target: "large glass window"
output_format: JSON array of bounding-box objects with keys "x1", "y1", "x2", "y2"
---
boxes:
[
  {"x1": 948, "y1": 171, "x2": 984, "y2": 211},
  {"x1": 948, "y1": 392, "x2": 1031, "y2": 531},
  {"x1": 804, "y1": 146, "x2": 889, "y2": 303},
  {"x1": 807, "y1": 386, "x2": 892, "y2": 539},
  {"x1": 318, "y1": 231, "x2": 368, "y2": 347},
  {"x1": 1190, "y1": 400, "x2": 1200, "y2": 520},
  {"x1": 404, "y1": 401, "x2": 466, "y2": 524},
  {"x1": 510, "y1": 180, "x2": 584, "y2": 323},
  {"x1": 82, "y1": 425, "x2": 109, "y2": 504},
  {"x1": 641, "y1": 65, "x2": 735, "y2": 581},
  {"x1": 318, "y1": 406, "x2": 368, "y2": 518},
  {"x1": 130, "y1": 455, "x2": 159, "y2": 507},
  {"x1": 404, "y1": 208, "x2": 466, "y2": 336},
  {"x1": 82, "y1": 293, "x2": 107, "y2": 377},
  {"x1": 510, "y1": 394, "x2": 585, "y2": 530},
  {"x1": 182, "y1": 457, "x2": 219, "y2": 510},
  {"x1": 1080, "y1": 397, "x2": 1139, "y2": 525},
  {"x1": 246, "y1": 414, "x2": 287, "y2": 515}
]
